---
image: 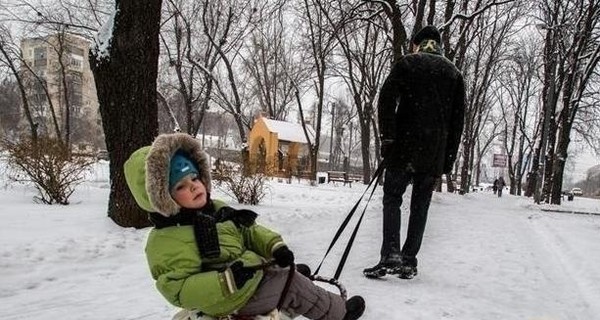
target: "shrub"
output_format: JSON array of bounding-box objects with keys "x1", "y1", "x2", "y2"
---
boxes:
[
  {"x1": 2, "y1": 136, "x2": 94, "y2": 204},
  {"x1": 215, "y1": 162, "x2": 268, "y2": 205},
  {"x1": 223, "y1": 171, "x2": 269, "y2": 205}
]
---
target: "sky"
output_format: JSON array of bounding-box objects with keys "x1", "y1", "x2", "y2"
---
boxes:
[
  {"x1": 1, "y1": 161, "x2": 600, "y2": 320},
  {"x1": 566, "y1": 145, "x2": 600, "y2": 182}
]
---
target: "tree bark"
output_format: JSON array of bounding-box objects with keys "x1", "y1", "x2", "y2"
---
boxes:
[{"x1": 89, "y1": 0, "x2": 162, "y2": 228}]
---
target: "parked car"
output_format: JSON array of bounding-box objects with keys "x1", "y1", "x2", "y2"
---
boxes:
[{"x1": 571, "y1": 187, "x2": 583, "y2": 196}]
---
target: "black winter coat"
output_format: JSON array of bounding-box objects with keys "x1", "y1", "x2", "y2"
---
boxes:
[{"x1": 378, "y1": 51, "x2": 465, "y2": 176}]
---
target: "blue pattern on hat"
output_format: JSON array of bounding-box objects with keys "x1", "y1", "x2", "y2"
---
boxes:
[{"x1": 169, "y1": 150, "x2": 200, "y2": 191}]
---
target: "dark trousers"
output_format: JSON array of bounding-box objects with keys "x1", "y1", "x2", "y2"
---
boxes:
[
  {"x1": 381, "y1": 168, "x2": 436, "y2": 265},
  {"x1": 238, "y1": 267, "x2": 345, "y2": 319}
]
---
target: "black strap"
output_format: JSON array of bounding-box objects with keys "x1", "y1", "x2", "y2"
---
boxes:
[
  {"x1": 314, "y1": 162, "x2": 385, "y2": 278},
  {"x1": 334, "y1": 176, "x2": 381, "y2": 279},
  {"x1": 276, "y1": 264, "x2": 296, "y2": 311}
]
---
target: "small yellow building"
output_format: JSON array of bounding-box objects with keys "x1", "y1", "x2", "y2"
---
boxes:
[{"x1": 248, "y1": 116, "x2": 315, "y2": 176}]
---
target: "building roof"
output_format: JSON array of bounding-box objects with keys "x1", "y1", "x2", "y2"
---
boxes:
[{"x1": 262, "y1": 118, "x2": 315, "y2": 144}]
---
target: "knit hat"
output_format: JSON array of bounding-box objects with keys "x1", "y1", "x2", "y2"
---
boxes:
[
  {"x1": 412, "y1": 25, "x2": 441, "y2": 45},
  {"x1": 169, "y1": 150, "x2": 199, "y2": 191}
]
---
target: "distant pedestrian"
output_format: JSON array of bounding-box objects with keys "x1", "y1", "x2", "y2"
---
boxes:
[
  {"x1": 495, "y1": 177, "x2": 506, "y2": 197},
  {"x1": 492, "y1": 179, "x2": 498, "y2": 194}
]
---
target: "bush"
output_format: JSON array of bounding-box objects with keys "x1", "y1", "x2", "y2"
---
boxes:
[
  {"x1": 216, "y1": 163, "x2": 269, "y2": 205},
  {"x1": 2, "y1": 136, "x2": 94, "y2": 204}
]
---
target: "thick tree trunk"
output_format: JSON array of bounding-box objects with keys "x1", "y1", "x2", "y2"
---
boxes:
[
  {"x1": 89, "y1": 0, "x2": 162, "y2": 228},
  {"x1": 384, "y1": 0, "x2": 408, "y2": 62},
  {"x1": 551, "y1": 134, "x2": 569, "y2": 205}
]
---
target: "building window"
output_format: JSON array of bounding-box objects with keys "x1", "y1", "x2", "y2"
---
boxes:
[
  {"x1": 33, "y1": 47, "x2": 47, "y2": 67},
  {"x1": 69, "y1": 57, "x2": 82, "y2": 69}
]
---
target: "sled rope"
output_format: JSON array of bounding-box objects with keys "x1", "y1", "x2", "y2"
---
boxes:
[
  {"x1": 313, "y1": 162, "x2": 385, "y2": 279},
  {"x1": 276, "y1": 264, "x2": 295, "y2": 311}
]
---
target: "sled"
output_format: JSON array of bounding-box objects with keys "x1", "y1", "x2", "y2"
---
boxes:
[
  {"x1": 171, "y1": 274, "x2": 346, "y2": 320},
  {"x1": 171, "y1": 308, "x2": 292, "y2": 320}
]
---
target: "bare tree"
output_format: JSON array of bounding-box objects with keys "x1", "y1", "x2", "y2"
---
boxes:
[
  {"x1": 495, "y1": 34, "x2": 541, "y2": 195},
  {"x1": 528, "y1": 0, "x2": 565, "y2": 203},
  {"x1": 35, "y1": 28, "x2": 76, "y2": 148},
  {"x1": 544, "y1": 0, "x2": 600, "y2": 204},
  {"x1": 1, "y1": 0, "x2": 110, "y2": 149},
  {"x1": 293, "y1": 0, "x2": 342, "y2": 181},
  {"x1": 19, "y1": 53, "x2": 62, "y2": 141},
  {"x1": 328, "y1": 0, "x2": 391, "y2": 183},
  {"x1": 0, "y1": 77, "x2": 21, "y2": 139},
  {"x1": 1, "y1": 0, "x2": 109, "y2": 40},
  {"x1": 158, "y1": 0, "x2": 216, "y2": 136},
  {"x1": 194, "y1": 0, "x2": 267, "y2": 146},
  {"x1": 458, "y1": 3, "x2": 519, "y2": 194},
  {"x1": 243, "y1": 4, "x2": 308, "y2": 121},
  {"x1": 0, "y1": 24, "x2": 38, "y2": 140}
]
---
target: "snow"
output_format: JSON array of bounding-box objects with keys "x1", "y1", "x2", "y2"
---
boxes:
[
  {"x1": 262, "y1": 118, "x2": 316, "y2": 144},
  {"x1": 91, "y1": 7, "x2": 117, "y2": 61},
  {"x1": 1, "y1": 161, "x2": 600, "y2": 320}
]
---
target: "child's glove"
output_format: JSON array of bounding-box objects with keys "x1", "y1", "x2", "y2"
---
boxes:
[
  {"x1": 272, "y1": 246, "x2": 294, "y2": 267},
  {"x1": 216, "y1": 207, "x2": 258, "y2": 227},
  {"x1": 229, "y1": 261, "x2": 256, "y2": 289}
]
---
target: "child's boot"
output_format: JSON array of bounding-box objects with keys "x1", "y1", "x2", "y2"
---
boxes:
[{"x1": 343, "y1": 296, "x2": 365, "y2": 320}]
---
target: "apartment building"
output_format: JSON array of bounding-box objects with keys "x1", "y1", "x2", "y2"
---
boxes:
[{"x1": 20, "y1": 33, "x2": 103, "y2": 149}]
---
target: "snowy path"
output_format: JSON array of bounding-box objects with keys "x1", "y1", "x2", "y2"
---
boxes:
[
  {"x1": 1, "y1": 181, "x2": 599, "y2": 319},
  {"x1": 263, "y1": 185, "x2": 600, "y2": 320}
]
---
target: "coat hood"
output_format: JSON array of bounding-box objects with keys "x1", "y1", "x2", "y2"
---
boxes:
[{"x1": 124, "y1": 133, "x2": 212, "y2": 217}]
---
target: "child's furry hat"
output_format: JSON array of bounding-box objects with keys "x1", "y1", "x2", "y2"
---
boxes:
[{"x1": 124, "y1": 133, "x2": 212, "y2": 217}]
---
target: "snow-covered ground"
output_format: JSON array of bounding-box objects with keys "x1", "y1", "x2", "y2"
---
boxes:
[{"x1": 1, "y1": 161, "x2": 600, "y2": 320}]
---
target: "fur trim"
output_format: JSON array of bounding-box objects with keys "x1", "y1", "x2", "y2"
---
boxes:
[
  {"x1": 145, "y1": 133, "x2": 212, "y2": 217},
  {"x1": 416, "y1": 39, "x2": 442, "y2": 55}
]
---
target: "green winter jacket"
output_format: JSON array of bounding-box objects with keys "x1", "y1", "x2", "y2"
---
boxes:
[{"x1": 123, "y1": 133, "x2": 285, "y2": 317}]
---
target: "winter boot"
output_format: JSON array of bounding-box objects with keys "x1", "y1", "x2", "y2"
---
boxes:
[
  {"x1": 397, "y1": 265, "x2": 418, "y2": 279},
  {"x1": 397, "y1": 256, "x2": 418, "y2": 279},
  {"x1": 342, "y1": 296, "x2": 365, "y2": 320},
  {"x1": 363, "y1": 253, "x2": 402, "y2": 279}
]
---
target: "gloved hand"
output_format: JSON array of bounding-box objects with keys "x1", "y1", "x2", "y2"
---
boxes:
[
  {"x1": 272, "y1": 246, "x2": 294, "y2": 268},
  {"x1": 380, "y1": 139, "x2": 395, "y2": 159},
  {"x1": 229, "y1": 261, "x2": 256, "y2": 289},
  {"x1": 232, "y1": 209, "x2": 258, "y2": 227},
  {"x1": 216, "y1": 207, "x2": 258, "y2": 227}
]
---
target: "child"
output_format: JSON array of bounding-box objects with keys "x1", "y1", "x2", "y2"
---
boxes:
[{"x1": 123, "y1": 133, "x2": 365, "y2": 320}]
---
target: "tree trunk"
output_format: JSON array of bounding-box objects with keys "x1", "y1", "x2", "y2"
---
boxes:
[
  {"x1": 359, "y1": 116, "x2": 371, "y2": 184},
  {"x1": 551, "y1": 130, "x2": 569, "y2": 205},
  {"x1": 383, "y1": 0, "x2": 408, "y2": 61},
  {"x1": 460, "y1": 135, "x2": 472, "y2": 194},
  {"x1": 89, "y1": 0, "x2": 162, "y2": 228}
]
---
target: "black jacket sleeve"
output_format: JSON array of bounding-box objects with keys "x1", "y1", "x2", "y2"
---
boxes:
[
  {"x1": 377, "y1": 63, "x2": 403, "y2": 141},
  {"x1": 444, "y1": 74, "x2": 466, "y2": 173}
]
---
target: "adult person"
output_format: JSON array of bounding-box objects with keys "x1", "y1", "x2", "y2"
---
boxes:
[
  {"x1": 364, "y1": 25, "x2": 466, "y2": 280},
  {"x1": 493, "y1": 178, "x2": 499, "y2": 194},
  {"x1": 496, "y1": 176, "x2": 506, "y2": 197}
]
